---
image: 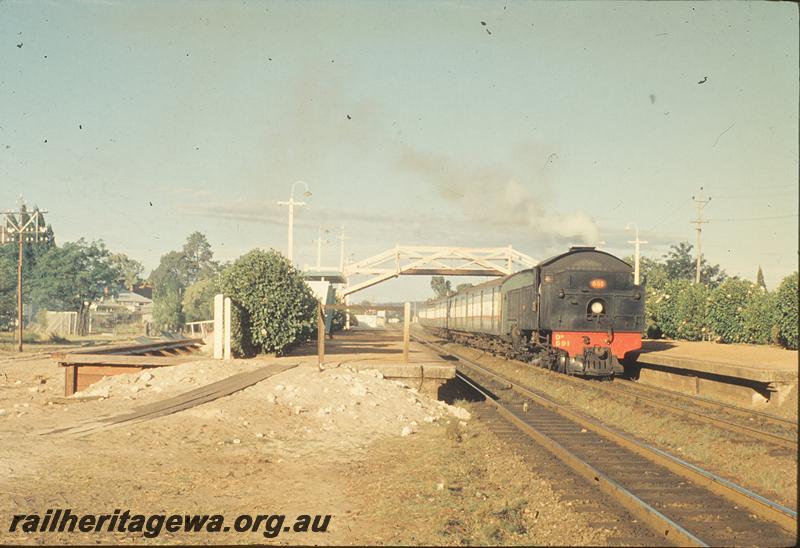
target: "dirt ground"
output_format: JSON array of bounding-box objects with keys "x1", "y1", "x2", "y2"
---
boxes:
[{"x1": 0, "y1": 338, "x2": 611, "y2": 546}]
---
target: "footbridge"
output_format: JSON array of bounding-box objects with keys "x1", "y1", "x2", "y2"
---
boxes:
[{"x1": 337, "y1": 245, "x2": 537, "y2": 297}]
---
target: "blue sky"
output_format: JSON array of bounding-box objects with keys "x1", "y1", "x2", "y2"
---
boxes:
[{"x1": 1, "y1": 0, "x2": 797, "y2": 301}]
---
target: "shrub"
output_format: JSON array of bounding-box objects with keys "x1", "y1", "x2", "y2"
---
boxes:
[
  {"x1": 672, "y1": 281, "x2": 710, "y2": 341},
  {"x1": 707, "y1": 279, "x2": 764, "y2": 343},
  {"x1": 775, "y1": 272, "x2": 799, "y2": 349},
  {"x1": 649, "y1": 279, "x2": 701, "y2": 339},
  {"x1": 644, "y1": 285, "x2": 667, "y2": 338},
  {"x1": 221, "y1": 249, "x2": 318, "y2": 357},
  {"x1": 741, "y1": 287, "x2": 776, "y2": 345}
]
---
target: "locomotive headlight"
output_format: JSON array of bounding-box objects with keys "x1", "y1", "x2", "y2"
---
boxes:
[{"x1": 591, "y1": 301, "x2": 604, "y2": 314}]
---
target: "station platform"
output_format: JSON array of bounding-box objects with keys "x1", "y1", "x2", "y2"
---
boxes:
[
  {"x1": 635, "y1": 340, "x2": 798, "y2": 410},
  {"x1": 290, "y1": 328, "x2": 456, "y2": 397}
]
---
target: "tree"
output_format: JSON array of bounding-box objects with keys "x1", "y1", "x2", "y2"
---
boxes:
[
  {"x1": 152, "y1": 276, "x2": 185, "y2": 333},
  {"x1": 182, "y1": 277, "x2": 219, "y2": 323},
  {"x1": 110, "y1": 253, "x2": 145, "y2": 290},
  {"x1": 0, "y1": 254, "x2": 15, "y2": 329},
  {"x1": 455, "y1": 283, "x2": 473, "y2": 293},
  {"x1": 756, "y1": 266, "x2": 766, "y2": 290},
  {"x1": 431, "y1": 276, "x2": 452, "y2": 299},
  {"x1": 182, "y1": 232, "x2": 218, "y2": 284},
  {"x1": 149, "y1": 251, "x2": 189, "y2": 332},
  {"x1": 663, "y1": 242, "x2": 727, "y2": 287},
  {"x1": 29, "y1": 239, "x2": 120, "y2": 335}
]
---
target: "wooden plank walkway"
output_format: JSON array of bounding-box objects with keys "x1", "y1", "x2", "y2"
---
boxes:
[{"x1": 43, "y1": 362, "x2": 299, "y2": 437}]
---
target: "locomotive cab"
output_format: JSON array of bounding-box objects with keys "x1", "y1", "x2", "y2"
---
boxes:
[{"x1": 538, "y1": 247, "x2": 644, "y2": 376}]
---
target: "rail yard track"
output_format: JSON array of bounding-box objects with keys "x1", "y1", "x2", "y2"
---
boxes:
[
  {"x1": 417, "y1": 329, "x2": 797, "y2": 451},
  {"x1": 414, "y1": 334, "x2": 798, "y2": 547},
  {"x1": 607, "y1": 376, "x2": 797, "y2": 449}
]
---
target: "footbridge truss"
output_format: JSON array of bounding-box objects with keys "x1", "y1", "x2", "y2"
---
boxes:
[{"x1": 339, "y1": 245, "x2": 537, "y2": 297}]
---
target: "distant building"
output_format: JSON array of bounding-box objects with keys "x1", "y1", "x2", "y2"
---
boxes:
[
  {"x1": 132, "y1": 285, "x2": 153, "y2": 300},
  {"x1": 114, "y1": 291, "x2": 154, "y2": 313},
  {"x1": 94, "y1": 291, "x2": 154, "y2": 322}
]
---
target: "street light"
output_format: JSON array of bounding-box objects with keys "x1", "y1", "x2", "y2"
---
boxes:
[
  {"x1": 277, "y1": 181, "x2": 311, "y2": 263},
  {"x1": 625, "y1": 222, "x2": 648, "y2": 285}
]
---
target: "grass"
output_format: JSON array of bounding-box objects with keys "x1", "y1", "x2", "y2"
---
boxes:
[{"x1": 358, "y1": 419, "x2": 607, "y2": 546}]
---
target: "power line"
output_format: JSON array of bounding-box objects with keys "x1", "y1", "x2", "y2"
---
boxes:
[
  {"x1": 647, "y1": 197, "x2": 693, "y2": 231},
  {"x1": 706, "y1": 214, "x2": 797, "y2": 222}
]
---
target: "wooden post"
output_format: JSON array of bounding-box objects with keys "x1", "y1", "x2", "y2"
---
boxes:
[
  {"x1": 223, "y1": 297, "x2": 232, "y2": 360},
  {"x1": 403, "y1": 301, "x2": 410, "y2": 363},
  {"x1": 17, "y1": 227, "x2": 23, "y2": 352},
  {"x1": 213, "y1": 294, "x2": 224, "y2": 359},
  {"x1": 317, "y1": 302, "x2": 325, "y2": 367},
  {"x1": 64, "y1": 365, "x2": 76, "y2": 397}
]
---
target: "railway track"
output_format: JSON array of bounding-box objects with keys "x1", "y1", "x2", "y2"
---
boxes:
[
  {"x1": 609, "y1": 377, "x2": 797, "y2": 450},
  {"x1": 418, "y1": 329, "x2": 797, "y2": 450},
  {"x1": 415, "y1": 335, "x2": 797, "y2": 547}
]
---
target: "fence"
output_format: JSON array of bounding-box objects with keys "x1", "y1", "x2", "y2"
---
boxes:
[
  {"x1": 185, "y1": 320, "x2": 214, "y2": 338},
  {"x1": 45, "y1": 311, "x2": 78, "y2": 336}
]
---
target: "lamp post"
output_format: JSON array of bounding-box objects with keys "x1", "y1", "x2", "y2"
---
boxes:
[
  {"x1": 277, "y1": 181, "x2": 311, "y2": 263},
  {"x1": 625, "y1": 222, "x2": 647, "y2": 285}
]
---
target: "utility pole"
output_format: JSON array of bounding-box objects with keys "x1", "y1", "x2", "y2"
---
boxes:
[
  {"x1": 276, "y1": 181, "x2": 311, "y2": 263},
  {"x1": 313, "y1": 225, "x2": 329, "y2": 269},
  {"x1": 625, "y1": 222, "x2": 647, "y2": 285},
  {"x1": 336, "y1": 225, "x2": 350, "y2": 272},
  {"x1": 691, "y1": 187, "x2": 711, "y2": 284},
  {"x1": 1, "y1": 198, "x2": 49, "y2": 352}
]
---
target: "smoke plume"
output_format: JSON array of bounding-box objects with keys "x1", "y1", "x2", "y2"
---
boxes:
[{"x1": 398, "y1": 146, "x2": 599, "y2": 244}]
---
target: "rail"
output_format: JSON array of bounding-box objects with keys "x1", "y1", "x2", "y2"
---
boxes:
[{"x1": 414, "y1": 335, "x2": 797, "y2": 545}]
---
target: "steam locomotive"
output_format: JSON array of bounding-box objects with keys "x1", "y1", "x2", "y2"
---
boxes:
[{"x1": 418, "y1": 247, "x2": 645, "y2": 377}]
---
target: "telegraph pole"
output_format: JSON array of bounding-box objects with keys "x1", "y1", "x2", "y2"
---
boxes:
[
  {"x1": 691, "y1": 187, "x2": 711, "y2": 284},
  {"x1": 1, "y1": 198, "x2": 49, "y2": 352},
  {"x1": 336, "y1": 225, "x2": 350, "y2": 272},
  {"x1": 313, "y1": 225, "x2": 329, "y2": 269},
  {"x1": 276, "y1": 181, "x2": 311, "y2": 263},
  {"x1": 625, "y1": 222, "x2": 647, "y2": 285}
]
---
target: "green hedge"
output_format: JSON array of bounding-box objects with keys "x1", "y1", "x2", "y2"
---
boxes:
[
  {"x1": 706, "y1": 279, "x2": 758, "y2": 343},
  {"x1": 740, "y1": 288, "x2": 776, "y2": 345},
  {"x1": 648, "y1": 280, "x2": 708, "y2": 341},
  {"x1": 775, "y1": 272, "x2": 798, "y2": 349},
  {"x1": 645, "y1": 272, "x2": 797, "y2": 349},
  {"x1": 221, "y1": 249, "x2": 318, "y2": 357}
]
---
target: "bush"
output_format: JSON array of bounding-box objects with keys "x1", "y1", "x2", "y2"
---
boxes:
[
  {"x1": 672, "y1": 281, "x2": 710, "y2": 341},
  {"x1": 707, "y1": 279, "x2": 766, "y2": 344},
  {"x1": 649, "y1": 280, "x2": 705, "y2": 339},
  {"x1": 221, "y1": 249, "x2": 318, "y2": 357},
  {"x1": 775, "y1": 272, "x2": 799, "y2": 349},
  {"x1": 644, "y1": 285, "x2": 667, "y2": 338},
  {"x1": 741, "y1": 288, "x2": 776, "y2": 345},
  {"x1": 228, "y1": 300, "x2": 257, "y2": 358}
]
